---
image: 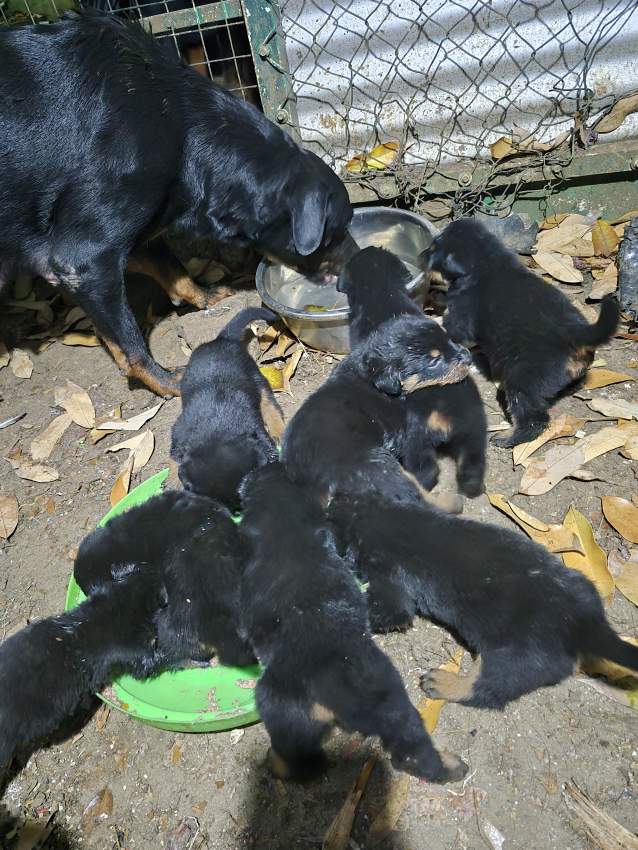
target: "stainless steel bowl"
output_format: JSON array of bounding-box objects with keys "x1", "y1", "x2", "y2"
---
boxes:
[{"x1": 255, "y1": 207, "x2": 439, "y2": 354}]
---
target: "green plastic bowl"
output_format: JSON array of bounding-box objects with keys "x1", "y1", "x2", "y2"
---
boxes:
[{"x1": 65, "y1": 469, "x2": 261, "y2": 733}]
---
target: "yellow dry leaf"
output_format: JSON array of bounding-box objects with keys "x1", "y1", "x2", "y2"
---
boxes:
[
  {"x1": 322, "y1": 756, "x2": 376, "y2": 850},
  {"x1": 106, "y1": 430, "x2": 155, "y2": 475},
  {"x1": 539, "y1": 213, "x2": 569, "y2": 230},
  {"x1": 9, "y1": 348, "x2": 33, "y2": 379},
  {"x1": 110, "y1": 455, "x2": 134, "y2": 507},
  {"x1": 601, "y1": 496, "x2": 638, "y2": 544},
  {"x1": 282, "y1": 345, "x2": 304, "y2": 392},
  {"x1": 367, "y1": 775, "x2": 410, "y2": 847},
  {"x1": 533, "y1": 251, "x2": 583, "y2": 283},
  {"x1": 589, "y1": 264, "x2": 618, "y2": 300},
  {"x1": 0, "y1": 495, "x2": 19, "y2": 539},
  {"x1": 54, "y1": 380, "x2": 95, "y2": 429},
  {"x1": 562, "y1": 506, "x2": 614, "y2": 602},
  {"x1": 584, "y1": 368, "x2": 633, "y2": 390},
  {"x1": 512, "y1": 414, "x2": 585, "y2": 466},
  {"x1": 259, "y1": 365, "x2": 284, "y2": 391},
  {"x1": 596, "y1": 92, "x2": 638, "y2": 133},
  {"x1": 30, "y1": 413, "x2": 73, "y2": 461},
  {"x1": 581, "y1": 637, "x2": 638, "y2": 680},
  {"x1": 535, "y1": 214, "x2": 594, "y2": 252},
  {"x1": 0, "y1": 341, "x2": 10, "y2": 368},
  {"x1": 417, "y1": 649, "x2": 464, "y2": 734},
  {"x1": 588, "y1": 397, "x2": 638, "y2": 420},
  {"x1": 591, "y1": 220, "x2": 620, "y2": 256},
  {"x1": 616, "y1": 561, "x2": 638, "y2": 607},
  {"x1": 555, "y1": 238, "x2": 595, "y2": 258},
  {"x1": 96, "y1": 401, "x2": 162, "y2": 432},
  {"x1": 519, "y1": 426, "x2": 628, "y2": 496},
  {"x1": 621, "y1": 436, "x2": 638, "y2": 460},
  {"x1": 488, "y1": 493, "x2": 583, "y2": 554},
  {"x1": 609, "y1": 210, "x2": 638, "y2": 226},
  {"x1": 61, "y1": 332, "x2": 101, "y2": 347},
  {"x1": 365, "y1": 140, "x2": 399, "y2": 169},
  {"x1": 81, "y1": 787, "x2": 114, "y2": 835},
  {"x1": 489, "y1": 136, "x2": 516, "y2": 159},
  {"x1": 345, "y1": 153, "x2": 366, "y2": 174},
  {"x1": 169, "y1": 743, "x2": 182, "y2": 765}
]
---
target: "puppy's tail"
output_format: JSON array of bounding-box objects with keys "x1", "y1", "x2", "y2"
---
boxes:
[
  {"x1": 581, "y1": 622, "x2": 638, "y2": 674},
  {"x1": 572, "y1": 296, "x2": 620, "y2": 348},
  {"x1": 219, "y1": 307, "x2": 278, "y2": 341}
]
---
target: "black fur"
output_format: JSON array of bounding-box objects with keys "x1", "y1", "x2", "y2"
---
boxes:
[
  {"x1": 74, "y1": 490, "x2": 254, "y2": 668},
  {"x1": 330, "y1": 492, "x2": 638, "y2": 708},
  {"x1": 0, "y1": 569, "x2": 166, "y2": 772},
  {"x1": 420, "y1": 219, "x2": 620, "y2": 447},
  {"x1": 282, "y1": 313, "x2": 472, "y2": 501},
  {"x1": 338, "y1": 247, "x2": 486, "y2": 496},
  {"x1": 170, "y1": 307, "x2": 283, "y2": 509},
  {"x1": 0, "y1": 10, "x2": 352, "y2": 395},
  {"x1": 238, "y1": 464, "x2": 468, "y2": 783}
]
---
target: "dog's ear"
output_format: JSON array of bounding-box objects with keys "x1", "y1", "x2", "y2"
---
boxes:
[
  {"x1": 364, "y1": 354, "x2": 403, "y2": 396},
  {"x1": 291, "y1": 188, "x2": 328, "y2": 256}
]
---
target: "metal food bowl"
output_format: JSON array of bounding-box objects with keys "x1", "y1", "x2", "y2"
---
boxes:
[{"x1": 255, "y1": 207, "x2": 439, "y2": 354}]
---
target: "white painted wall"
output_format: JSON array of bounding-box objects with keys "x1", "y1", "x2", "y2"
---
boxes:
[{"x1": 280, "y1": 0, "x2": 638, "y2": 168}]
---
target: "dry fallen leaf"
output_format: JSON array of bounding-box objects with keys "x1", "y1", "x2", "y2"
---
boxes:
[
  {"x1": 282, "y1": 344, "x2": 304, "y2": 393},
  {"x1": 588, "y1": 397, "x2": 638, "y2": 420},
  {"x1": 170, "y1": 742, "x2": 182, "y2": 765},
  {"x1": 562, "y1": 506, "x2": 614, "y2": 602},
  {"x1": 0, "y1": 495, "x2": 19, "y2": 539},
  {"x1": 80, "y1": 787, "x2": 114, "y2": 835},
  {"x1": 533, "y1": 251, "x2": 583, "y2": 284},
  {"x1": 322, "y1": 756, "x2": 376, "y2": 850},
  {"x1": 89, "y1": 405, "x2": 122, "y2": 444},
  {"x1": 417, "y1": 649, "x2": 464, "y2": 733},
  {"x1": 595, "y1": 92, "x2": 638, "y2": 134},
  {"x1": 96, "y1": 402, "x2": 163, "y2": 432},
  {"x1": 54, "y1": 381, "x2": 95, "y2": 429},
  {"x1": 512, "y1": 415, "x2": 585, "y2": 466},
  {"x1": 7, "y1": 457, "x2": 59, "y2": 483},
  {"x1": 535, "y1": 214, "x2": 594, "y2": 253},
  {"x1": 589, "y1": 264, "x2": 618, "y2": 300},
  {"x1": 106, "y1": 430, "x2": 154, "y2": 475},
  {"x1": 539, "y1": 213, "x2": 570, "y2": 230},
  {"x1": 489, "y1": 129, "x2": 569, "y2": 159},
  {"x1": 563, "y1": 781, "x2": 638, "y2": 848},
  {"x1": 519, "y1": 426, "x2": 628, "y2": 496},
  {"x1": 488, "y1": 493, "x2": 583, "y2": 554},
  {"x1": 602, "y1": 496, "x2": 638, "y2": 544},
  {"x1": 0, "y1": 341, "x2": 9, "y2": 368},
  {"x1": 30, "y1": 413, "x2": 73, "y2": 461},
  {"x1": 581, "y1": 636, "x2": 638, "y2": 680},
  {"x1": 95, "y1": 703, "x2": 110, "y2": 732},
  {"x1": 591, "y1": 219, "x2": 620, "y2": 256},
  {"x1": 621, "y1": 436, "x2": 638, "y2": 460},
  {"x1": 9, "y1": 348, "x2": 33, "y2": 379},
  {"x1": 346, "y1": 140, "x2": 399, "y2": 173},
  {"x1": 583, "y1": 368, "x2": 633, "y2": 390},
  {"x1": 110, "y1": 455, "x2": 134, "y2": 507},
  {"x1": 61, "y1": 332, "x2": 101, "y2": 347},
  {"x1": 367, "y1": 775, "x2": 410, "y2": 847},
  {"x1": 259, "y1": 365, "x2": 284, "y2": 391}
]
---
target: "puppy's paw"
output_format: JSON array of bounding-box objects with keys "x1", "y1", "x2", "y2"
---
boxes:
[
  {"x1": 489, "y1": 431, "x2": 516, "y2": 448},
  {"x1": 457, "y1": 476, "x2": 485, "y2": 499},
  {"x1": 436, "y1": 751, "x2": 469, "y2": 783},
  {"x1": 368, "y1": 603, "x2": 414, "y2": 633}
]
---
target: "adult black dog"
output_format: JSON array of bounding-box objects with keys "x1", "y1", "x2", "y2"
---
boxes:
[
  {"x1": 170, "y1": 307, "x2": 283, "y2": 509},
  {"x1": 338, "y1": 247, "x2": 487, "y2": 497},
  {"x1": 331, "y1": 490, "x2": 638, "y2": 710},
  {"x1": 0, "y1": 10, "x2": 353, "y2": 396},
  {"x1": 420, "y1": 219, "x2": 620, "y2": 447},
  {"x1": 238, "y1": 464, "x2": 468, "y2": 783}
]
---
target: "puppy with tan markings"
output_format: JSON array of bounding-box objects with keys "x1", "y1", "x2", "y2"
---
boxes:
[
  {"x1": 239, "y1": 464, "x2": 468, "y2": 783},
  {"x1": 338, "y1": 247, "x2": 486, "y2": 496},
  {"x1": 282, "y1": 312, "x2": 472, "y2": 502},
  {"x1": 330, "y1": 491, "x2": 638, "y2": 708},
  {"x1": 171, "y1": 307, "x2": 284, "y2": 509},
  {"x1": 420, "y1": 219, "x2": 620, "y2": 447}
]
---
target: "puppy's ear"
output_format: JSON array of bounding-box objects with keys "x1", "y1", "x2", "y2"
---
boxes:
[
  {"x1": 291, "y1": 189, "x2": 328, "y2": 256},
  {"x1": 364, "y1": 355, "x2": 403, "y2": 396}
]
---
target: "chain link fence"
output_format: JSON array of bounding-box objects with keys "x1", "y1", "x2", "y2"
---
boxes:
[{"x1": 279, "y1": 0, "x2": 638, "y2": 217}]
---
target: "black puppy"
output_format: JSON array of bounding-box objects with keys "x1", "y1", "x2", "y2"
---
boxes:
[
  {"x1": 0, "y1": 11, "x2": 353, "y2": 396},
  {"x1": 0, "y1": 568, "x2": 166, "y2": 772},
  {"x1": 239, "y1": 464, "x2": 467, "y2": 783},
  {"x1": 170, "y1": 307, "x2": 283, "y2": 508},
  {"x1": 331, "y1": 492, "x2": 638, "y2": 708},
  {"x1": 75, "y1": 490, "x2": 254, "y2": 668},
  {"x1": 282, "y1": 313, "x2": 472, "y2": 502},
  {"x1": 420, "y1": 219, "x2": 620, "y2": 447},
  {"x1": 337, "y1": 246, "x2": 486, "y2": 496}
]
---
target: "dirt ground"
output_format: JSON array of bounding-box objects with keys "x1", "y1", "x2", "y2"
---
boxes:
[{"x1": 0, "y1": 270, "x2": 637, "y2": 850}]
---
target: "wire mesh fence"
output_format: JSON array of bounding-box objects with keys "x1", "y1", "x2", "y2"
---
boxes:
[{"x1": 279, "y1": 0, "x2": 638, "y2": 216}]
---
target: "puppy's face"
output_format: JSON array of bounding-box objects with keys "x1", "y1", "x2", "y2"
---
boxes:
[
  {"x1": 113, "y1": 573, "x2": 169, "y2": 676},
  {"x1": 359, "y1": 315, "x2": 472, "y2": 396},
  {"x1": 418, "y1": 220, "x2": 485, "y2": 282}
]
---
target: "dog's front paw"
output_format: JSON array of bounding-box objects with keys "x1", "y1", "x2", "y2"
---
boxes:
[{"x1": 489, "y1": 431, "x2": 516, "y2": 448}]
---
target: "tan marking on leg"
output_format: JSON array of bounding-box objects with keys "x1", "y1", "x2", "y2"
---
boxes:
[
  {"x1": 259, "y1": 387, "x2": 285, "y2": 442},
  {"x1": 309, "y1": 702, "x2": 335, "y2": 724},
  {"x1": 565, "y1": 346, "x2": 594, "y2": 381},
  {"x1": 400, "y1": 468, "x2": 463, "y2": 514},
  {"x1": 127, "y1": 361, "x2": 181, "y2": 398},
  {"x1": 269, "y1": 749, "x2": 292, "y2": 780},
  {"x1": 426, "y1": 410, "x2": 452, "y2": 438},
  {"x1": 425, "y1": 658, "x2": 482, "y2": 702},
  {"x1": 101, "y1": 337, "x2": 130, "y2": 372}
]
